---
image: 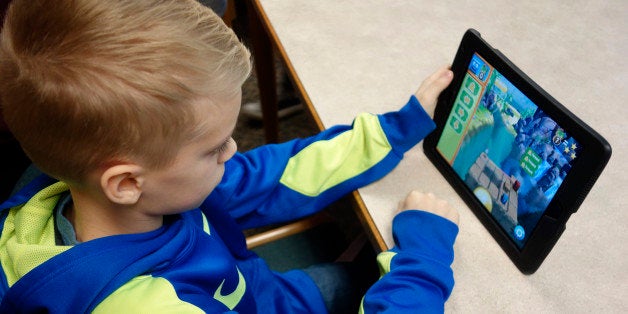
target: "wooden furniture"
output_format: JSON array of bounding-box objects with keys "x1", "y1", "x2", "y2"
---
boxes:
[
  {"x1": 244, "y1": 0, "x2": 627, "y2": 312},
  {"x1": 225, "y1": 0, "x2": 281, "y2": 144},
  {"x1": 245, "y1": 211, "x2": 330, "y2": 249}
]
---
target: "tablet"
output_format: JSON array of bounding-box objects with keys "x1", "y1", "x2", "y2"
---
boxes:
[{"x1": 423, "y1": 29, "x2": 612, "y2": 274}]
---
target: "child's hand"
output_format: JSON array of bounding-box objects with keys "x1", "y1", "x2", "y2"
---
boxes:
[
  {"x1": 414, "y1": 66, "x2": 454, "y2": 117},
  {"x1": 398, "y1": 190, "x2": 459, "y2": 226}
]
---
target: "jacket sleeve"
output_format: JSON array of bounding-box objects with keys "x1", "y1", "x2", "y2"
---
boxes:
[
  {"x1": 360, "y1": 210, "x2": 459, "y2": 314},
  {"x1": 202, "y1": 95, "x2": 436, "y2": 229}
]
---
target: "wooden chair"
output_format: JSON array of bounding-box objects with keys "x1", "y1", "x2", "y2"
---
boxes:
[
  {"x1": 223, "y1": 1, "x2": 335, "y2": 248},
  {"x1": 228, "y1": 0, "x2": 281, "y2": 143},
  {"x1": 245, "y1": 211, "x2": 331, "y2": 249}
]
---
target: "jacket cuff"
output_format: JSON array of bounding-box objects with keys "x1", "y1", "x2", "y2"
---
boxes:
[
  {"x1": 392, "y1": 210, "x2": 459, "y2": 265},
  {"x1": 377, "y1": 95, "x2": 436, "y2": 154}
]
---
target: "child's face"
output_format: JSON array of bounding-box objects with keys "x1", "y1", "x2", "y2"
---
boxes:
[{"x1": 137, "y1": 92, "x2": 241, "y2": 215}]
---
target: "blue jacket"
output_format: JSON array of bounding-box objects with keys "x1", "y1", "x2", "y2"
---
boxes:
[{"x1": 0, "y1": 96, "x2": 457, "y2": 313}]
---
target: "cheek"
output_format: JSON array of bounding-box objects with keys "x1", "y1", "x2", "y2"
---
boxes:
[
  {"x1": 174, "y1": 156, "x2": 226, "y2": 208},
  {"x1": 196, "y1": 161, "x2": 224, "y2": 193},
  {"x1": 177, "y1": 172, "x2": 221, "y2": 210}
]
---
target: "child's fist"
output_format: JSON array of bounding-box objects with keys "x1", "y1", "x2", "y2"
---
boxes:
[{"x1": 398, "y1": 190, "x2": 459, "y2": 225}]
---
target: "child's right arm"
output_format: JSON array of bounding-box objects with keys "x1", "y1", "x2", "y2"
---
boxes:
[
  {"x1": 360, "y1": 191, "x2": 459, "y2": 313},
  {"x1": 397, "y1": 190, "x2": 459, "y2": 225}
]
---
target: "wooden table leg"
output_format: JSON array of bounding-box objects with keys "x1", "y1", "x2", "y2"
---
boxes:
[{"x1": 242, "y1": 0, "x2": 279, "y2": 143}]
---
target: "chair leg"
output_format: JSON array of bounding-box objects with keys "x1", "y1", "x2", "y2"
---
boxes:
[
  {"x1": 334, "y1": 232, "x2": 369, "y2": 263},
  {"x1": 242, "y1": 0, "x2": 279, "y2": 143},
  {"x1": 246, "y1": 212, "x2": 330, "y2": 249}
]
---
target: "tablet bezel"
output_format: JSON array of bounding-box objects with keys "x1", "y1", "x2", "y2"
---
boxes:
[{"x1": 423, "y1": 29, "x2": 612, "y2": 274}]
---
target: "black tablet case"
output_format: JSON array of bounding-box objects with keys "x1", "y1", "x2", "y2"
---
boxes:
[{"x1": 424, "y1": 29, "x2": 611, "y2": 274}]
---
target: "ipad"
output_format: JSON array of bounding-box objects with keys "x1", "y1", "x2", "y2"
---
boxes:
[{"x1": 423, "y1": 29, "x2": 611, "y2": 273}]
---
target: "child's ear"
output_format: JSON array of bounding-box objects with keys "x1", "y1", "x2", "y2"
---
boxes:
[{"x1": 100, "y1": 164, "x2": 145, "y2": 205}]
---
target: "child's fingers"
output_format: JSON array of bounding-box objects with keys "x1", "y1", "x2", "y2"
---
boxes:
[
  {"x1": 414, "y1": 66, "x2": 454, "y2": 117},
  {"x1": 398, "y1": 190, "x2": 459, "y2": 225}
]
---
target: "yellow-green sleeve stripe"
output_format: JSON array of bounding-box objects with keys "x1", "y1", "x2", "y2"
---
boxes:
[{"x1": 279, "y1": 113, "x2": 391, "y2": 197}]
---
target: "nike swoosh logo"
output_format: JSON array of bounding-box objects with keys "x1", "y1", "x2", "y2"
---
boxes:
[{"x1": 213, "y1": 267, "x2": 246, "y2": 310}]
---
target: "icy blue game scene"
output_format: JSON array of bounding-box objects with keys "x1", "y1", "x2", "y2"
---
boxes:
[{"x1": 437, "y1": 54, "x2": 581, "y2": 248}]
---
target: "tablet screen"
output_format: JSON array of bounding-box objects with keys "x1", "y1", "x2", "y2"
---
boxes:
[{"x1": 436, "y1": 53, "x2": 582, "y2": 248}]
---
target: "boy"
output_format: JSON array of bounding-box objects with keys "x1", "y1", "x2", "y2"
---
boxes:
[{"x1": 0, "y1": 0, "x2": 457, "y2": 312}]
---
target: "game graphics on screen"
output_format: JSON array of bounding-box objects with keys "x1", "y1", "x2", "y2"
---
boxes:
[{"x1": 437, "y1": 54, "x2": 581, "y2": 247}]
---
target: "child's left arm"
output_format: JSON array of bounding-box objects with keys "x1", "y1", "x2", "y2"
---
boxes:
[{"x1": 203, "y1": 67, "x2": 453, "y2": 229}]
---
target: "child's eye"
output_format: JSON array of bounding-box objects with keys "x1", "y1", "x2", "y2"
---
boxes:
[{"x1": 214, "y1": 138, "x2": 232, "y2": 155}]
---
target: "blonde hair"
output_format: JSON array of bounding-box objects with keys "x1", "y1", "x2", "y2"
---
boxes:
[{"x1": 0, "y1": 0, "x2": 251, "y2": 183}]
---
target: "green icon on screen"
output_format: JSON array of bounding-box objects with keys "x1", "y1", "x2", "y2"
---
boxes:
[
  {"x1": 465, "y1": 77, "x2": 480, "y2": 96},
  {"x1": 455, "y1": 103, "x2": 468, "y2": 121},
  {"x1": 520, "y1": 148, "x2": 541, "y2": 176},
  {"x1": 460, "y1": 90, "x2": 474, "y2": 108},
  {"x1": 449, "y1": 116, "x2": 463, "y2": 133}
]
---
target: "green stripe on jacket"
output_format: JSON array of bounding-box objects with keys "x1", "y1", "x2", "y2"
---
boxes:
[{"x1": 279, "y1": 113, "x2": 391, "y2": 197}]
